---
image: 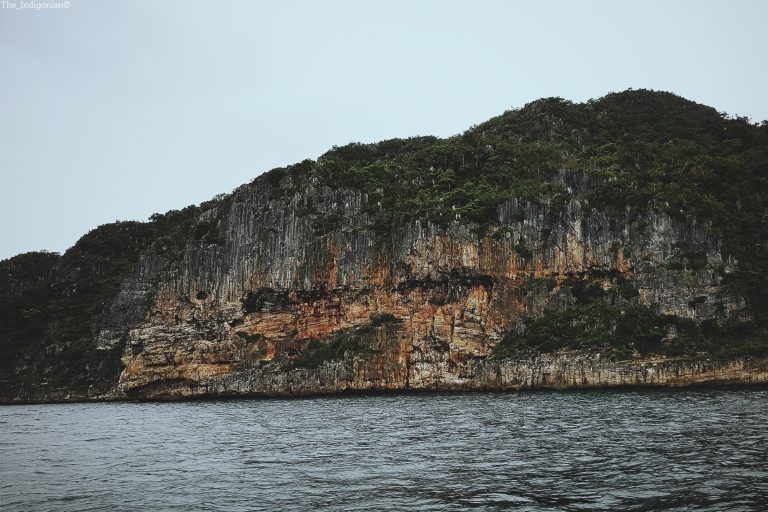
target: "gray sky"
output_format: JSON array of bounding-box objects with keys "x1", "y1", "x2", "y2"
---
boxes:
[{"x1": 1, "y1": 0, "x2": 767, "y2": 260}]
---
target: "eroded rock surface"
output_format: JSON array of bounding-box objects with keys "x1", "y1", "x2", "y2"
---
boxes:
[{"x1": 84, "y1": 174, "x2": 758, "y2": 401}]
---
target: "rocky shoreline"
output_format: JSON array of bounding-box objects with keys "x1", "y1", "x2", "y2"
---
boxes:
[{"x1": 3, "y1": 354, "x2": 766, "y2": 405}]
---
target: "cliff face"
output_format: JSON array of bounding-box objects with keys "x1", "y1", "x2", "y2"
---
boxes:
[
  {"x1": 106, "y1": 173, "x2": 754, "y2": 399},
  {"x1": 2, "y1": 90, "x2": 767, "y2": 402}
]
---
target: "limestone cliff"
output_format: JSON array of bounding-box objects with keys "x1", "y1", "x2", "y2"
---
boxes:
[{"x1": 2, "y1": 90, "x2": 767, "y2": 402}]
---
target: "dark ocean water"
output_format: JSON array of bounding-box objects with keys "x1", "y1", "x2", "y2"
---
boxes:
[{"x1": 1, "y1": 390, "x2": 767, "y2": 511}]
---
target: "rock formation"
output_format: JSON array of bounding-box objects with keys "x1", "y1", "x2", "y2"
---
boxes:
[{"x1": 2, "y1": 90, "x2": 767, "y2": 402}]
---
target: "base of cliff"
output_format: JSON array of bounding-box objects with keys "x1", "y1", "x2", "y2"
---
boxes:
[{"x1": 2, "y1": 354, "x2": 767, "y2": 404}]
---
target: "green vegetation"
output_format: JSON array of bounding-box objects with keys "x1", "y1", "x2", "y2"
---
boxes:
[
  {"x1": 493, "y1": 302, "x2": 670, "y2": 360},
  {"x1": 263, "y1": 91, "x2": 766, "y2": 242},
  {"x1": 149, "y1": 193, "x2": 231, "y2": 253},
  {"x1": 0, "y1": 251, "x2": 61, "y2": 367},
  {"x1": 493, "y1": 302, "x2": 768, "y2": 361},
  {"x1": 0, "y1": 196, "x2": 231, "y2": 389},
  {"x1": 0, "y1": 222, "x2": 159, "y2": 388},
  {"x1": 493, "y1": 278, "x2": 768, "y2": 360},
  {"x1": 290, "y1": 314, "x2": 402, "y2": 369}
]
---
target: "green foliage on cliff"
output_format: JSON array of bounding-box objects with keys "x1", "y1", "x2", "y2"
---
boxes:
[
  {"x1": 497, "y1": 305, "x2": 768, "y2": 360},
  {"x1": 151, "y1": 195, "x2": 231, "y2": 250},
  {"x1": 0, "y1": 192, "x2": 233, "y2": 388},
  {"x1": 493, "y1": 280, "x2": 768, "y2": 360},
  {"x1": 265, "y1": 90, "x2": 766, "y2": 241},
  {"x1": 0, "y1": 252, "x2": 60, "y2": 366},
  {"x1": 493, "y1": 303, "x2": 669, "y2": 360},
  {"x1": 290, "y1": 314, "x2": 402, "y2": 369},
  {"x1": 0, "y1": 222, "x2": 160, "y2": 393}
]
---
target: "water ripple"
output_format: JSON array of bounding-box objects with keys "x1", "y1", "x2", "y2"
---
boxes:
[{"x1": 1, "y1": 390, "x2": 767, "y2": 511}]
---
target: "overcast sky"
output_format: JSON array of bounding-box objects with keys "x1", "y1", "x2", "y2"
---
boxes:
[{"x1": 1, "y1": 0, "x2": 766, "y2": 260}]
